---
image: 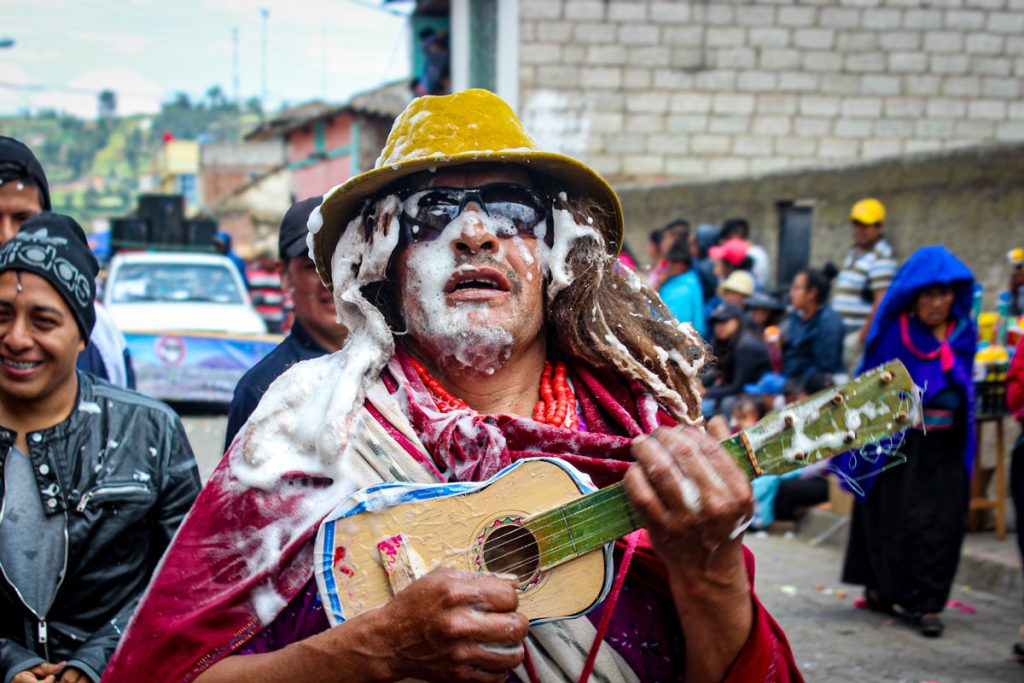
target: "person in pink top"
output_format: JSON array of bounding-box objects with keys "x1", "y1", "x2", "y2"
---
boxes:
[{"x1": 1007, "y1": 337, "x2": 1024, "y2": 662}]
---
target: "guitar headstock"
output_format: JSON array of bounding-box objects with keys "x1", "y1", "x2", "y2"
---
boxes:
[{"x1": 733, "y1": 360, "x2": 920, "y2": 478}]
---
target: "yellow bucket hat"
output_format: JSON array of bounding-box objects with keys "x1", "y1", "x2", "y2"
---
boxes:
[
  {"x1": 850, "y1": 198, "x2": 886, "y2": 225},
  {"x1": 312, "y1": 89, "x2": 623, "y2": 289}
]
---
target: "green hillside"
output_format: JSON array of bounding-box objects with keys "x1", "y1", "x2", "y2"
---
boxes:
[{"x1": 0, "y1": 90, "x2": 262, "y2": 226}]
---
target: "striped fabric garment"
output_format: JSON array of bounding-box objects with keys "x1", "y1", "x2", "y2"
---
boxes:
[
  {"x1": 922, "y1": 388, "x2": 962, "y2": 432},
  {"x1": 832, "y1": 238, "x2": 898, "y2": 333},
  {"x1": 923, "y1": 407, "x2": 956, "y2": 431}
]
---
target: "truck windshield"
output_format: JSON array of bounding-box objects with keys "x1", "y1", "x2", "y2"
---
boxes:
[{"x1": 110, "y1": 262, "x2": 244, "y2": 305}]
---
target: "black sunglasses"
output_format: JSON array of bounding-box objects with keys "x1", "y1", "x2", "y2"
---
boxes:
[{"x1": 395, "y1": 183, "x2": 549, "y2": 245}]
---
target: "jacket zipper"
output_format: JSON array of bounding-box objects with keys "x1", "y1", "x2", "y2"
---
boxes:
[
  {"x1": 0, "y1": 509, "x2": 69, "y2": 661},
  {"x1": 76, "y1": 483, "x2": 150, "y2": 513}
]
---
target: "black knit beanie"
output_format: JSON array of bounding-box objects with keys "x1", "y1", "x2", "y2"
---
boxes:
[
  {"x1": 0, "y1": 136, "x2": 52, "y2": 211},
  {"x1": 0, "y1": 212, "x2": 98, "y2": 341}
]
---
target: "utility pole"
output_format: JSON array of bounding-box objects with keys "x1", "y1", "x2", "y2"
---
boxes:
[
  {"x1": 232, "y1": 26, "x2": 240, "y2": 106},
  {"x1": 260, "y1": 8, "x2": 269, "y2": 112},
  {"x1": 321, "y1": 24, "x2": 327, "y2": 100}
]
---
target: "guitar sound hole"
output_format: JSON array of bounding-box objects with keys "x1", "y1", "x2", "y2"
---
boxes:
[{"x1": 482, "y1": 524, "x2": 540, "y2": 583}]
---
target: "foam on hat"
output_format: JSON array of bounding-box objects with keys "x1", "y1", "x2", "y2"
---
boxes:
[{"x1": 311, "y1": 89, "x2": 624, "y2": 290}]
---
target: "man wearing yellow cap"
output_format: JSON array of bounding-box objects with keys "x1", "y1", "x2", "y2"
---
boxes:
[
  {"x1": 831, "y1": 198, "x2": 899, "y2": 372},
  {"x1": 105, "y1": 90, "x2": 800, "y2": 683}
]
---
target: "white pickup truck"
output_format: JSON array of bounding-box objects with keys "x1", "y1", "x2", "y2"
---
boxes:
[{"x1": 103, "y1": 251, "x2": 280, "y2": 403}]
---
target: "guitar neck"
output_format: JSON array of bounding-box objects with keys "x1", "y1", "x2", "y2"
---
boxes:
[
  {"x1": 527, "y1": 360, "x2": 916, "y2": 572},
  {"x1": 527, "y1": 433, "x2": 764, "y2": 571}
]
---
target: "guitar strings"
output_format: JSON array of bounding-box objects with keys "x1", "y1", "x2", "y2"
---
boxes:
[
  {"x1": 471, "y1": 427, "x2": 911, "y2": 578},
  {"x1": 330, "y1": 427, "x2": 903, "y2": 591},
  {"x1": 326, "y1": 387, "x2": 912, "y2": 594},
  {"x1": 333, "y1": 421, "x2": 903, "y2": 588},
  {"x1": 329, "y1": 489, "x2": 636, "y2": 595},
  {"x1": 376, "y1": 385, "x2": 911, "y2": 573}
]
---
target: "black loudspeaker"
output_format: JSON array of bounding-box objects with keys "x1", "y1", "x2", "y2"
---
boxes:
[
  {"x1": 138, "y1": 194, "x2": 186, "y2": 244},
  {"x1": 186, "y1": 219, "x2": 217, "y2": 246},
  {"x1": 110, "y1": 218, "x2": 149, "y2": 244}
]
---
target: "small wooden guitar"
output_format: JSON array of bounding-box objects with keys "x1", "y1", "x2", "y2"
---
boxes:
[{"x1": 314, "y1": 360, "x2": 917, "y2": 626}]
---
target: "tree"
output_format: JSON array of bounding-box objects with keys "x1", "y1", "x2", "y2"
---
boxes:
[
  {"x1": 244, "y1": 97, "x2": 263, "y2": 116},
  {"x1": 205, "y1": 85, "x2": 229, "y2": 111},
  {"x1": 172, "y1": 92, "x2": 193, "y2": 110},
  {"x1": 99, "y1": 90, "x2": 117, "y2": 120}
]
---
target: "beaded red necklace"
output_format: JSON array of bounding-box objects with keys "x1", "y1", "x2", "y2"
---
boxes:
[{"x1": 408, "y1": 357, "x2": 578, "y2": 429}]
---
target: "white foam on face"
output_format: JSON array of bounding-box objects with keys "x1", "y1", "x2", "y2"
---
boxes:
[
  {"x1": 546, "y1": 206, "x2": 601, "y2": 303},
  {"x1": 512, "y1": 235, "x2": 535, "y2": 266},
  {"x1": 401, "y1": 208, "x2": 541, "y2": 376}
]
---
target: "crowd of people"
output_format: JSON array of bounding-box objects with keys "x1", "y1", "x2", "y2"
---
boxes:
[
  {"x1": 0, "y1": 85, "x2": 1021, "y2": 682},
  {"x1": 646, "y1": 201, "x2": 897, "y2": 426}
]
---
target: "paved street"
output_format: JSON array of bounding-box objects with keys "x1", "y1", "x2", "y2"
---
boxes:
[
  {"x1": 180, "y1": 407, "x2": 229, "y2": 482},
  {"x1": 181, "y1": 410, "x2": 1024, "y2": 682},
  {"x1": 747, "y1": 532, "x2": 1022, "y2": 683}
]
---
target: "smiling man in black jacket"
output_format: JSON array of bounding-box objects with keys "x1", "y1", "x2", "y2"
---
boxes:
[{"x1": 0, "y1": 213, "x2": 200, "y2": 683}]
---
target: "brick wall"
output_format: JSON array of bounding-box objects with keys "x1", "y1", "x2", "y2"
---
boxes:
[{"x1": 518, "y1": 0, "x2": 1024, "y2": 181}]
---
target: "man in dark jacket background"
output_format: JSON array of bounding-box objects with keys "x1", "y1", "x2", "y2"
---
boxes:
[
  {"x1": 0, "y1": 213, "x2": 200, "y2": 683},
  {"x1": 224, "y1": 197, "x2": 348, "y2": 449}
]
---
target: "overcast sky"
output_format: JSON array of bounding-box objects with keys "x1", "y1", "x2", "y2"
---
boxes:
[{"x1": 0, "y1": 0, "x2": 412, "y2": 118}]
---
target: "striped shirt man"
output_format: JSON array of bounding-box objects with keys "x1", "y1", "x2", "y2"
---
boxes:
[{"x1": 832, "y1": 238, "x2": 898, "y2": 333}]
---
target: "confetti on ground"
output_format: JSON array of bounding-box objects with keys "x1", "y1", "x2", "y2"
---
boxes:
[
  {"x1": 815, "y1": 583, "x2": 826, "y2": 591},
  {"x1": 835, "y1": 590, "x2": 847, "y2": 599},
  {"x1": 854, "y1": 596, "x2": 868, "y2": 609},
  {"x1": 779, "y1": 585, "x2": 797, "y2": 596},
  {"x1": 947, "y1": 599, "x2": 977, "y2": 614}
]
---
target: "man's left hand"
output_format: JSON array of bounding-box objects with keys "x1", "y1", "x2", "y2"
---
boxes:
[
  {"x1": 624, "y1": 418, "x2": 756, "y2": 680},
  {"x1": 624, "y1": 418, "x2": 753, "y2": 590},
  {"x1": 58, "y1": 667, "x2": 90, "y2": 683}
]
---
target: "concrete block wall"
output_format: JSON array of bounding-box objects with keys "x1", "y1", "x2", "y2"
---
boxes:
[{"x1": 518, "y1": 0, "x2": 1024, "y2": 181}]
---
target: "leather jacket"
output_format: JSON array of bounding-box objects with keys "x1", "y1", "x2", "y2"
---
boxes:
[{"x1": 0, "y1": 373, "x2": 200, "y2": 682}]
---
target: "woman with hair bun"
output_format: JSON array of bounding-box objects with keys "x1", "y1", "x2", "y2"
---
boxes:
[{"x1": 781, "y1": 263, "x2": 845, "y2": 381}]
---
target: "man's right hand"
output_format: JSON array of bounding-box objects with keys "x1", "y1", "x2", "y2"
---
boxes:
[
  {"x1": 12, "y1": 661, "x2": 65, "y2": 683},
  {"x1": 196, "y1": 567, "x2": 529, "y2": 683},
  {"x1": 312, "y1": 566, "x2": 529, "y2": 682}
]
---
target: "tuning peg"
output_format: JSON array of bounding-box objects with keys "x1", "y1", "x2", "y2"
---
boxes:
[
  {"x1": 844, "y1": 430, "x2": 856, "y2": 443},
  {"x1": 897, "y1": 411, "x2": 909, "y2": 422},
  {"x1": 831, "y1": 393, "x2": 845, "y2": 406},
  {"x1": 880, "y1": 371, "x2": 894, "y2": 384}
]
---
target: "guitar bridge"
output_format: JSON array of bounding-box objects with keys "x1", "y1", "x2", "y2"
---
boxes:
[{"x1": 377, "y1": 534, "x2": 425, "y2": 596}]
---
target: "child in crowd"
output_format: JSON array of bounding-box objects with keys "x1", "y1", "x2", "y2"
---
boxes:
[{"x1": 731, "y1": 394, "x2": 766, "y2": 432}]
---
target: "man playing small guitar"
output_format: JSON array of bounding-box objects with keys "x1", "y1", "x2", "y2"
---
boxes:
[{"x1": 105, "y1": 90, "x2": 809, "y2": 682}]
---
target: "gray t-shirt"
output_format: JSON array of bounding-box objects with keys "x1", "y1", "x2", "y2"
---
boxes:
[{"x1": 0, "y1": 446, "x2": 65, "y2": 616}]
